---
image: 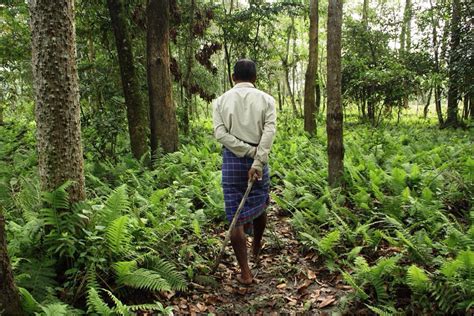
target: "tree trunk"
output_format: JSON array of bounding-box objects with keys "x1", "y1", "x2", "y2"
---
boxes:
[
  {"x1": 107, "y1": 0, "x2": 148, "y2": 159},
  {"x1": 304, "y1": 0, "x2": 319, "y2": 136},
  {"x1": 0, "y1": 214, "x2": 23, "y2": 315},
  {"x1": 429, "y1": 0, "x2": 444, "y2": 126},
  {"x1": 183, "y1": 0, "x2": 195, "y2": 135},
  {"x1": 462, "y1": 93, "x2": 469, "y2": 119},
  {"x1": 277, "y1": 80, "x2": 283, "y2": 112},
  {"x1": 326, "y1": 0, "x2": 344, "y2": 187},
  {"x1": 423, "y1": 86, "x2": 433, "y2": 119},
  {"x1": 445, "y1": 0, "x2": 461, "y2": 127},
  {"x1": 283, "y1": 18, "x2": 298, "y2": 116},
  {"x1": 30, "y1": 0, "x2": 85, "y2": 202},
  {"x1": 147, "y1": 0, "x2": 179, "y2": 158},
  {"x1": 362, "y1": 0, "x2": 369, "y2": 28}
]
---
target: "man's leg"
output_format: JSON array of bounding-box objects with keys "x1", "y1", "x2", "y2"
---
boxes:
[
  {"x1": 230, "y1": 225, "x2": 252, "y2": 284},
  {"x1": 252, "y1": 211, "x2": 267, "y2": 260}
]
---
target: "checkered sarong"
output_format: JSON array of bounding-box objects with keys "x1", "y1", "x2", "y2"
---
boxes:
[{"x1": 222, "y1": 147, "x2": 270, "y2": 226}]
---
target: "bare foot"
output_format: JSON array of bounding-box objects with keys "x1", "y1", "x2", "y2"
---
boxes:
[{"x1": 236, "y1": 274, "x2": 253, "y2": 285}]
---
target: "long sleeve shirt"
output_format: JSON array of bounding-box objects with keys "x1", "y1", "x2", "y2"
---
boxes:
[{"x1": 212, "y1": 82, "x2": 277, "y2": 171}]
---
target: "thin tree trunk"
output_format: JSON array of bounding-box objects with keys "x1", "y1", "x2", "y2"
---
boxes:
[
  {"x1": 147, "y1": 0, "x2": 179, "y2": 158},
  {"x1": 304, "y1": 0, "x2": 319, "y2": 135},
  {"x1": 326, "y1": 0, "x2": 344, "y2": 187},
  {"x1": 424, "y1": 86, "x2": 433, "y2": 118},
  {"x1": 429, "y1": 0, "x2": 444, "y2": 126},
  {"x1": 462, "y1": 93, "x2": 469, "y2": 119},
  {"x1": 277, "y1": 80, "x2": 283, "y2": 111},
  {"x1": 283, "y1": 20, "x2": 297, "y2": 116},
  {"x1": 30, "y1": 0, "x2": 85, "y2": 202},
  {"x1": 445, "y1": 0, "x2": 461, "y2": 127},
  {"x1": 107, "y1": 0, "x2": 148, "y2": 159},
  {"x1": 0, "y1": 214, "x2": 23, "y2": 315}
]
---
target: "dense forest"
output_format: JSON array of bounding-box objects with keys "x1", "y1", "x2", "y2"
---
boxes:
[{"x1": 0, "y1": 0, "x2": 473, "y2": 314}]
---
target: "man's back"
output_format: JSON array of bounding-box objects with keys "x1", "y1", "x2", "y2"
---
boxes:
[{"x1": 214, "y1": 82, "x2": 275, "y2": 146}]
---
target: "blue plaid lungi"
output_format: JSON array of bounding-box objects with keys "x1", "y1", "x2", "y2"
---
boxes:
[{"x1": 222, "y1": 147, "x2": 270, "y2": 226}]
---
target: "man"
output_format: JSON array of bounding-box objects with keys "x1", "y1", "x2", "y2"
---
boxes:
[{"x1": 213, "y1": 59, "x2": 277, "y2": 284}]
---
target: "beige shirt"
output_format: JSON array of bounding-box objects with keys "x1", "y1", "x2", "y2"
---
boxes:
[{"x1": 212, "y1": 82, "x2": 277, "y2": 171}]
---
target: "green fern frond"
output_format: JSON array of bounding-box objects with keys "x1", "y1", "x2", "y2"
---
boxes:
[
  {"x1": 117, "y1": 268, "x2": 172, "y2": 292},
  {"x1": 113, "y1": 260, "x2": 138, "y2": 278},
  {"x1": 87, "y1": 287, "x2": 113, "y2": 316},
  {"x1": 372, "y1": 256, "x2": 400, "y2": 278},
  {"x1": 148, "y1": 257, "x2": 187, "y2": 291},
  {"x1": 39, "y1": 303, "x2": 70, "y2": 316},
  {"x1": 106, "y1": 215, "x2": 131, "y2": 255},
  {"x1": 406, "y1": 265, "x2": 430, "y2": 292},
  {"x1": 354, "y1": 256, "x2": 370, "y2": 273},
  {"x1": 128, "y1": 302, "x2": 170, "y2": 313},
  {"x1": 366, "y1": 304, "x2": 399, "y2": 316},
  {"x1": 100, "y1": 185, "x2": 130, "y2": 225},
  {"x1": 342, "y1": 271, "x2": 369, "y2": 299},
  {"x1": 41, "y1": 181, "x2": 72, "y2": 210},
  {"x1": 18, "y1": 287, "x2": 40, "y2": 314},
  {"x1": 103, "y1": 289, "x2": 129, "y2": 315}
]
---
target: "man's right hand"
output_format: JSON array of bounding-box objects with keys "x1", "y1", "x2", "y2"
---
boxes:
[{"x1": 248, "y1": 167, "x2": 262, "y2": 182}]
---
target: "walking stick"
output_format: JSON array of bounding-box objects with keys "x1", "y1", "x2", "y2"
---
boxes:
[{"x1": 213, "y1": 179, "x2": 254, "y2": 271}]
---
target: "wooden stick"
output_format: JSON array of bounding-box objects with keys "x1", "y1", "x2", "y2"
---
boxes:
[{"x1": 213, "y1": 179, "x2": 254, "y2": 271}]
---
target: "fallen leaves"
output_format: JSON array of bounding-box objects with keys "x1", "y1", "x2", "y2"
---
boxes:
[{"x1": 163, "y1": 210, "x2": 350, "y2": 314}]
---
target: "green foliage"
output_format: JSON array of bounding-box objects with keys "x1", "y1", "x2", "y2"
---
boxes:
[{"x1": 276, "y1": 119, "x2": 473, "y2": 313}]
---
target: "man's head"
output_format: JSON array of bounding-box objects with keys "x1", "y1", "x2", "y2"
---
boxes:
[{"x1": 232, "y1": 59, "x2": 257, "y2": 84}]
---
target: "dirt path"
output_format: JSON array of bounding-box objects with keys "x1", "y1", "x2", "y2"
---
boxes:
[{"x1": 166, "y1": 201, "x2": 351, "y2": 314}]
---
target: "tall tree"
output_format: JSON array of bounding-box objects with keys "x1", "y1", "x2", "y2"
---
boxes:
[
  {"x1": 304, "y1": 0, "x2": 319, "y2": 135},
  {"x1": 326, "y1": 0, "x2": 344, "y2": 187},
  {"x1": 0, "y1": 213, "x2": 23, "y2": 315},
  {"x1": 429, "y1": 0, "x2": 444, "y2": 125},
  {"x1": 282, "y1": 17, "x2": 298, "y2": 116},
  {"x1": 107, "y1": 0, "x2": 148, "y2": 159},
  {"x1": 400, "y1": 0, "x2": 412, "y2": 52},
  {"x1": 30, "y1": 0, "x2": 85, "y2": 202},
  {"x1": 445, "y1": 0, "x2": 461, "y2": 127},
  {"x1": 182, "y1": 0, "x2": 195, "y2": 135},
  {"x1": 147, "y1": 0, "x2": 179, "y2": 157}
]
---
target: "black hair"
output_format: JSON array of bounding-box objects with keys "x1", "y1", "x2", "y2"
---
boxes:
[{"x1": 233, "y1": 59, "x2": 257, "y2": 81}]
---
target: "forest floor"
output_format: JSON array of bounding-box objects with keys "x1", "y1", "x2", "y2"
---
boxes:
[{"x1": 163, "y1": 195, "x2": 352, "y2": 314}]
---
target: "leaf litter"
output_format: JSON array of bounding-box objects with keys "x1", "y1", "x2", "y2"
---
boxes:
[{"x1": 162, "y1": 196, "x2": 351, "y2": 314}]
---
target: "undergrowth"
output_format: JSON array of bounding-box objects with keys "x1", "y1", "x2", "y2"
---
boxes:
[
  {"x1": 274, "y1": 117, "x2": 473, "y2": 314},
  {"x1": 1, "y1": 115, "x2": 473, "y2": 314}
]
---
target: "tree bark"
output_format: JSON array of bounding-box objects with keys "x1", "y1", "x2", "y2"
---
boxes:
[
  {"x1": 0, "y1": 214, "x2": 23, "y2": 315},
  {"x1": 304, "y1": 0, "x2": 319, "y2": 136},
  {"x1": 182, "y1": 0, "x2": 195, "y2": 135},
  {"x1": 326, "y1": 0, "x2": 344, "y2": 187},
  {"x1": 30, "y1": 0, "x2": 85, "y2": 202},
  {"x1": 107, "y1": 0, "x2": 149, "y2": 159},
  {"x1": 445, "y1": 0, "x2": 461, "y2": 127},
  {"x1": 283, "y1": 21, "x2": 298, "y2": 116},
  {"x1": 147, "y1": 0, "x2": 179, "y2": 158},
  {"x1": 423, "y1": 86, "x2": 433, "y2": 119},
  {"x1": 429, "y1": 0, "x2": 444, "y2": 126}
]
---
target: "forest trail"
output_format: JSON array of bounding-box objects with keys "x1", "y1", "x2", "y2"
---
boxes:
[{"x1": 164, "y1": 196, "x2": 351, "y2": 314}]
